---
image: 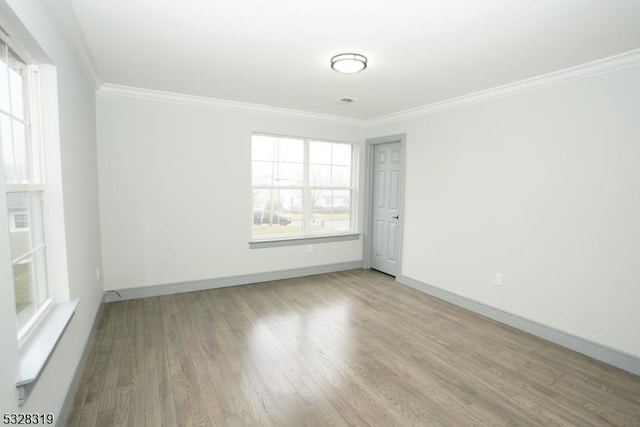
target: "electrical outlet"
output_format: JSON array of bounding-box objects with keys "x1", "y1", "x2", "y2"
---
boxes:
[
  {"x1": 96, "y1": 266, "x2": 101, "y2": 280},
  {"x1": 494, "y1": 272, "x2": 503, "y2": 286},
  {"x1": 307, "y1": 244, "x2": 314, "y2": 254}
]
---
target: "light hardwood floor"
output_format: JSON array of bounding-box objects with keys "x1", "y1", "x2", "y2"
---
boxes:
[{"x1": 67, "y1": 269, "x2": 640, "y2": 426}]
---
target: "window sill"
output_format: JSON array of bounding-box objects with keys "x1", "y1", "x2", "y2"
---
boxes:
[
  {"x1": 16, "y1": 298, "x2": 79, "y2": 405},
  {"x1": 249, "y1": 233, "x2": 360, "y2": 249}
]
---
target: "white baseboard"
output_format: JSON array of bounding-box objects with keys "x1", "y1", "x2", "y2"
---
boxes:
[
  {"x1": 103, "y1": 261, "x2": 364, "y2": 302},
  {"x1": 397, "y1": 275, "x2": 640, "y2": 376}
]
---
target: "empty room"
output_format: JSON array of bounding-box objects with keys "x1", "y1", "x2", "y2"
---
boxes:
[{"x1": 1, "y1": 0, "x2": 639, "y2": 425}]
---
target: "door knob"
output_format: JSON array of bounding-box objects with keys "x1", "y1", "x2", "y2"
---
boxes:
[{"x1": 392, "y1": 215, "x2": 400, "y2": 220}]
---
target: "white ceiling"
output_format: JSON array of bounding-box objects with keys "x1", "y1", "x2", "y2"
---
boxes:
[{"x1": 64, "y1": 0, "x2": 640, "y2": 120}]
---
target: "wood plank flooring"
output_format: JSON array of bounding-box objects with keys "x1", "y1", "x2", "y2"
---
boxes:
[{"x1": 66, "y1": 270, "x2": 640, "y2": 426}]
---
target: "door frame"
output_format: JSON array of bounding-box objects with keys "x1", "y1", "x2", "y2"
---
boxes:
[{"x1": 363, "y1": 134, "x2": 407, "y2": 277}]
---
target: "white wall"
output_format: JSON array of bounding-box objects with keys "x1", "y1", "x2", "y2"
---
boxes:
[
  {"x1": 0, "y1": 0, "x2": 103, "y2": 417},
  {"x1": 97, "y1": 91, "x2": 365, "y2": 290},
  {"x1": 367, "y1": 65, "x2": 640, "y2": 358}
]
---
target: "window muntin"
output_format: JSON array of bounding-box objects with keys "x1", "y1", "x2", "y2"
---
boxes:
[
  {"x1": 1, "y1": 41, "x2": 50, "y2": 334},
  {"x1": 251, "y1": 134, "x2": 356, "y2": 240}
]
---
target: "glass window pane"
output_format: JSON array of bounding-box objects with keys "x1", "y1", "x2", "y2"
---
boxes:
[
  {"x1": 311, "y1": 190, "x2": 351, "y2": 233},
  {"x1": 332, "y1": 190, "x2": 352, "y2": 209},
  {"x1": 7, "y1": 191, "x2": 48, "y2": 329},
  {"x1": 252, "y1": 161, "x2": 275, "y2": 186},
  {"x1": 311, "y1": 189, "x2": 331, "y2": 210},
  {"x1": 12, "y1": 120, "x2": 28, "y2": 182},
  {"x1": 311, "y1": 190, "x2": 352, "y2": 233},
  {"x1": 252, "y1": 188, "x2": 302, "y2": 237},
  {"x1": 332, "y1": 143, "x2": 352, "y2": 166},
  {"x1": 331, "y1": 165, "x2": 351, "y2": 187},
  {"x1": 310, "y1": 164, "x2": 330, "y2": 187},
  {"x1": 9, "y1": 58, "x2": 25, "y2": 120},
  {"x1": 278, "y1": 138, "x2": 303, "y2": 163},
  {"x1": 252, "y1": 135, "x2": 277, "y2": 161},
  {"x1": 275, "y1": 163, "x2": 303, "y2": 186},
  {"x1": 310, "y1": 141, "x2": 332, "y2": 164},
  {"x1": 320, "y1": 211, "x2": 351, "y2": 232},
  {"x1": 7, "y1": 192, "x2": 31, "y2": 258},
  {"x1": 1, "y1": 114, "x2": 15, "y2": 180},
  {"x1": 14, "y1": 259, "x2": 35, "y2": 329}
]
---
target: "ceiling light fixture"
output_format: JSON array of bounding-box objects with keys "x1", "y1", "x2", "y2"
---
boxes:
[{"x1": 331, "y1": 53, "x2": 367, "y2": 74}]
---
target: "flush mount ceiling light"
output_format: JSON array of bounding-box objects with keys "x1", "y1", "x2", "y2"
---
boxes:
[{"x1": 331, "y1": 53, "x2": 367, "y2": 74}]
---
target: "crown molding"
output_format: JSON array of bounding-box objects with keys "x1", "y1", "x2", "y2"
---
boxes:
[
  {"x1": 98, "y1": 84, "x2": 365, "y2": 126},
  {"x1": 366, "y1": 48, "x2": 640, "y2": 127},
  {"x1": 42, "y1": 0, "x2": 102, "y2": 90},
  {"x1": 97, "y1": 49, "x2": 640, "y2": 128}
]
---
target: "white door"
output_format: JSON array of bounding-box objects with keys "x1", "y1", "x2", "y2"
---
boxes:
[{"x1": 371, "y1": 142, "x2": 402, "y2": 276}]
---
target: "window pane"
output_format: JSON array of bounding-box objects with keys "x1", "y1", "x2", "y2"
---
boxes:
[
  {"x1": 311, "y1": 189, "x2": 353, "y2": 210},
  {"x1": 14, "y1": 259, "x2": 35, "y2": 328},
  {"x1": 311, "y1": 189, "x2": 352, "y2": 233},
  {"x1": 318, "y1": 211, "x2": 351, "y2": 232},
  {"x1": 252, "y1": 135, "x2": 276, "y2": 161},
  {"x1": 332, "y1": 189, "x2": 352, "y2": 210},
  {"x1": 331, "y1": 165, "x2": 351, "y2": 187},
  {"x1": 7, "y1": 193, "x2": 31, "y2": 256},
  {"x1": 9, "y1": 58, "x2": 25, "y2": 120},
  {"x1": 252, "y1": 188, "x2": 302, "y2": 237},
  {"x1": 13, "y1": 247, "x2": 47, "y2": 331},
  {"x1": 278, "y1": 138, "x2": 303, "y2": 163},
  {"x1": 311, "y1": 189, "x2": 331, "y2": 210},
  {"x1": 252, "y1": 136, "x2": 303, "y2": 187},
  {"x1": 310, "y1": 141, "x2": 352, "y2": 187},
  {"x1": 252, "y1": 161, "x2": 303, "y2": 187},
  {"x1": 310, "y1": 141, "x2": 332, "y2": 164},
  {"x1": 252, "y1": 161, "x2": 275, "y2": 186},
  {"x1": 310, "y1": 164, "x2": 330, "y2": 186},
  {"x1": 332, "y1": 143, "x2": 352, "y2": 166},
  {"x1": 1, "y1": 114, "x2": 15, "y2": 180},
  {"x1": 275, "y1": 162, "x2": 303, "y2": 186},
  {"x1": 12, "y1": 120, "x2": 28, "y2": 182},
  {"x1": 310, "y1": 165, "x2": 351, "y2": 187},
  {"x1": 7, "y1": 191, "x2": 48, "y2": 330}
]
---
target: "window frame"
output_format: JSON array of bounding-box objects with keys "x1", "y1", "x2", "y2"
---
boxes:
[
  {"x1": 250, "y1": 133, "x2": 360, "y2": 246},
  {"x1": 1, "y1": 40, "x2": 53, "y2": 341},
  {"x1": 0, "y1": 20, "x2": 79, "y2": 405}
]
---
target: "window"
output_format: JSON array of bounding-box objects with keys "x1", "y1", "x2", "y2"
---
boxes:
[
  {"x1": 11, "y1": 211, "x2": 29, "y2": 230},
  {"x1": 0, "y1": 40, "x2": 51, "y2": 335},
  {"x1": 251, "y1": 134, "x2": 357, "y2": 241}
]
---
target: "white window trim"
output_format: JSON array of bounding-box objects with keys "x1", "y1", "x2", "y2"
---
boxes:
[
  {"x1": 249, "y1": 232, "x2": 360, "y2": 248},
  {"x1": 13, "y1": 64, "x2": 75, "y2": 405},
  {"x1": 251, "y1": 133, "x2": 359, "y2": 245},
  {"x1": 2, "y1": 55, "x2": 53, "y2": 337},
  {"x1": 1, "y1": 31, "x2": 76, "y2": 405}
]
